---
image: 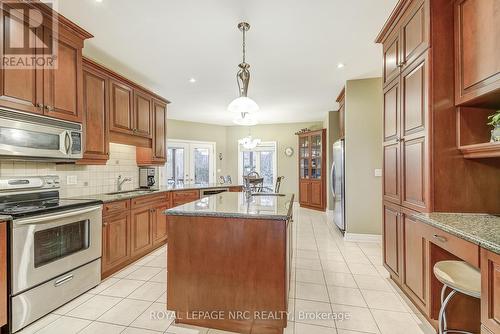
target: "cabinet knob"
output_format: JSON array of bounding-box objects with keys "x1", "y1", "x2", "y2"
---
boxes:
[
  {"x1": 433, "y1": 234, "x2": 447, "y2": 243},
  {"x1": 36, "y1": 103, "x2": 44, "y2": 109}
]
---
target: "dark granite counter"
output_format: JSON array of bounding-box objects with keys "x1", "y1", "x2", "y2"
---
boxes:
[
  {"x1": 414, "y1": 213, "x2": 500, "y2": 254},
  {"x1": 165, "y1": 192, "x2": 295, "y2": 221},
  {"x1": 68, "y1": 184, "x2": 242, "y2": 203}
]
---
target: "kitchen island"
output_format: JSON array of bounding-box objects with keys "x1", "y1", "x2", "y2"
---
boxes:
[{"x1": 165, "y1": 192, "x2": 294, "y2": 334}]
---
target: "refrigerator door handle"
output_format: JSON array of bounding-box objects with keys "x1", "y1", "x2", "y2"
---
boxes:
[{"x1": 331, "y1": 161, "x2": 336, "y2": 199}]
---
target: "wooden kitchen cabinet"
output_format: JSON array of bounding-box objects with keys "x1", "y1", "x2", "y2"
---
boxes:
[
  {"x1": 172, "y1": 190, "x2": 200, "y2": 207},
  {"x1": 383, "y1": 79, "x2": 401, "y2": 204},
  {"x1": 383, "y1": 30, "x2": 400, "y2": 87},
  {"x1": 481, "y1": 248, "x2": 500, "y2": 334},
  {"x1": 153, "y1": 99, "x2": 167, "y2": 162},
  {"x1": 0, "y1": 222, "x2": 7, "y2": 328},
  {"x1": 79, "y1": 59, "x2": 109, "y2": 164},
  {"x1": 336, "y1": 88, "x2": 345, "y2": 138},
  {"x1": 153, "y1": 203, "x2": 169, "y2": 246},
  {"x1": 102, "y1": 208, "x2": 131, "y2": 278},
  {"x1": 455, "y1": 0, "x2": 500, "y2": 106},
  {"x1": 0, "y1": 2, "x2": 91, "y2": 122},
  {"x1": 402, "y1": 211, "x2": 430, "y2": 313},
  {"x1": 383, "y1": 203, "x2": 402, "y2": 282},
  {"x1": 110, "y1": 79, "x2": 134, "y2": 135},
  {"x1": 134, "y1": 90, "x2": 153, "y2": 138},
  {"x1": 297, "y1": 129, "x2": 327, "y2": 211},
  {"x1": 131, "y1": 206, "x2": 153, "y2": 257}
]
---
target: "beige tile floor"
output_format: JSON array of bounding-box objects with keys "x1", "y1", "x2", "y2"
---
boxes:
[{"x1": 18, "y1": 207, "x2": 436, "y2": 334}]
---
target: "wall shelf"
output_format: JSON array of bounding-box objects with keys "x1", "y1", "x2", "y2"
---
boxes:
[{"x1": 459, "y1": 142, "x2": 500, "y2": 159}]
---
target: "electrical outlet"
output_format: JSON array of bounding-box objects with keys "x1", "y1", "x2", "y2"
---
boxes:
[
  {"x1": 67, "y1": 175, "x2": 77, "y2": 185},
  {"x1": 374, "y1": 169, "x2": 383, "y2": 177}
]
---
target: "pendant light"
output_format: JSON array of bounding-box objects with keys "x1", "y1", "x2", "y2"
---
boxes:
[{"x1": 229, "y1": 22, "x2": 259, "y2": 121}]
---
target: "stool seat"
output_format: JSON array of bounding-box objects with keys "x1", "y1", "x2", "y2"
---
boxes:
[{"x1": 433, "y1": 260, "x2": 481, "y2": 299}]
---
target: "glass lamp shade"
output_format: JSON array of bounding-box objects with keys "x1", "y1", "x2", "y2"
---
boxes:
[
  {"x1": 238, "y1": 136, "x2": 262, "y2": 149},
  {"x1": 233, "y1": 113, "x2": 258, "y2": 126},
  {"x1": 228, "y1": 96, "x2": 259, "y2": 114}
]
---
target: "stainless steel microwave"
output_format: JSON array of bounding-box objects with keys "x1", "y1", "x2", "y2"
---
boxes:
[{"x1": 0, "y1": 109, "x2": 82, "y2": 160}]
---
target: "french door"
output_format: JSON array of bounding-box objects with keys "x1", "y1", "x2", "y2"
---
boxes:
[{"x1": 166, "y1": 140, "x2": 215, "y2": 185}]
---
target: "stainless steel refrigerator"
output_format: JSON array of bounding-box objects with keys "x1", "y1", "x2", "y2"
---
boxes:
[{"x1": 331, "y1": 139, "x2": 345, "y2": 232}]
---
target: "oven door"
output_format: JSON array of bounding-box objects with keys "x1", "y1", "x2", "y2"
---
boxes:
[
  {"x1": 11, "y1": 205, "x2": 102, "y2": 294},
  {"x1": 0, "y1": 117, "x2": 81, "y2": 160}
]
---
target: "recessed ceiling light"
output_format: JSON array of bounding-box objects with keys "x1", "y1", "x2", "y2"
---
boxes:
[
  {"x1": 95, "y1": 0, "x2": 103, "y2": 2},
  {"x1": 189, "y1": 78, "x2": 197, "y2": 83},
  {"x1": 337, "y1": 63, "x2": 345, "y2": 69}
]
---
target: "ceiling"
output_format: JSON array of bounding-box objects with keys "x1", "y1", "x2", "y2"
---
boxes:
[{"x1": 57, "y1": 0, "x2": 398, "y2": 125}]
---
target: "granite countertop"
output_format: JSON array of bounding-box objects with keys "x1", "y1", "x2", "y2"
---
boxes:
[
  {"x1": 68, "y1": 183, "x2": 242, "y2": 203},
  {"x1": 165, "y1": 192, "x2": 295, "y2": 221},
  {"x1": 413, "y1": 213, "x2": 500, "y2": 254}
]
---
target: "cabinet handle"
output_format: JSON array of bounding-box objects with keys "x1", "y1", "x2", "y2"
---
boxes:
[
  {"x1": 45, "y1": 105, "x2": 55, "y2": 112},
  {"x1": 103, "y1": 222, "x2": 108, "y2": 227},
  {"x1": 433, "y1": 234, "x2": 447, "y2": 243},
  {"x1": 36, "y1": 103, "x2": 44, "y2": 109}
]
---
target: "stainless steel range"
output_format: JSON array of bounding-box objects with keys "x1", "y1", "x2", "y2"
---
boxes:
[{"x1": 0, "y1": 176, "x2": 103, "y2": 333}]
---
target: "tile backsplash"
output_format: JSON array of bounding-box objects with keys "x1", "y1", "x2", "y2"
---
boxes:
[{"x1": 0, "y1": 143, "x2": 149, "y2": 198}]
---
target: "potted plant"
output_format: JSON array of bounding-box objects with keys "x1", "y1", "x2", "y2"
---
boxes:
[{"x1": 488, "y1": 110, "x2": 500, "y2": 142}]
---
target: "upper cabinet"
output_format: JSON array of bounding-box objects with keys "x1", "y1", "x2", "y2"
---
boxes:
[
  {"x1": 152, "y1": 99, "x2": 167, "y2": 162},
  {"x1": 0, "y1": 2, "x2": 92, "y2": 122},
  {"x1": 455, "y1": 0, "x2": 500, "y2": 106},
  {"x1": 79, "y1": 59, "x2": 109, "y2": 164},
  {"x1": 336, "y1": 88, "x2": 345, "y2": 139},
  {"x1": 110, "y1": 79, "x2": 135, "y2": 135},
  {"x1": 134, "y1": 90, "x2": 153, "y2": 138}
]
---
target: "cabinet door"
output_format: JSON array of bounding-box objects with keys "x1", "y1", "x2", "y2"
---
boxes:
[
  {"x1": 455, "y1": 0, "x2": 500, "y2": 105},
  {"x1": 309, "y1": 181, "x2": 323, "y2": 208},
  {"x1": 102, "y1": 214, "x2": 131, "y2": 275},
  {"x1": 299, "y1": 135, "x2": 310, "y2": 179},
  {"x1": 134, "y1": 90, "x2": 152, "y2": 138},
  {"x1": 80, "y1": 65, "x2": 108, "y2": 163},
  {"x1": 0, "y1": 7, "x2": 43, "y2": 114},
  {"x1": 153, "y1": 204, "x2": 169, "y2": 245},
  {"x1": 0, "y1": 223, "x2": 6, "y2": 327},
  {"x1": 481, "y1": 248, "x2": 500, "y2": 334},
  {"x1": 403, "y1": 214, "x2": 428, "y2": 310},
  {"x1": 400, "y1": 0, "x2": 429, "y2": 71},
  {"x1": 299, "y1": 180, "x2": 310, "y2": 205},
  {"x1": 383, "y1": 31, "x2": 400, "y2": 86},
  {"x1": 42, "y1": 28, "x2": 83, "y2": 122},
  {"x1": 339, "y1": 103, "x2": 345, "y2": 138},
  {"x1": 152, "y1": 99, "x2": 167, "y2": 162},
  {"x1": 401, "y1": 54, "x2": 429, "y2": 212},
  {"x1": 110, "y1": 79, "x2": 134, "y2": 134},
  {"x1": 383, "y1": 80, "x2": 401, "y2": 204},
  {"x1": 383, "y1": 204, "x2": 401, "y2": 280},
  {"x1": 131, "y1": 207, "x2": 153, "y2": 257}
]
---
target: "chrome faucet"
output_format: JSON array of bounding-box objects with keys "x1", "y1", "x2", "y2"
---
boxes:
[{"x1": 117, "y1": 175, "x2": 132, "y2": 192}]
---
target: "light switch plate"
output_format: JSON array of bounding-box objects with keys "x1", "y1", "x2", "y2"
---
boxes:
[
  {"x1": 67, "y1": 175, "x2": 77, "y2": 185},
  {"x1": 374, "y1": 169, "x2": 383, "y2": 177}
]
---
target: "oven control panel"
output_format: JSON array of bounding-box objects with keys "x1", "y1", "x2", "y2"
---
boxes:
[{"x1": 0, "y1": 175, "x2": 60, "y2": 191}]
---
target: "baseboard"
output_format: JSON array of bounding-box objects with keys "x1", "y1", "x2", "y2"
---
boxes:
[{"x1": 343, "y1": 233, "x2": 382, "y2": 243}]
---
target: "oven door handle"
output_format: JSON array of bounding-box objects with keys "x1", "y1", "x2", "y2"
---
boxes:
[{"x1": 14, "y1": 205, "x2": 102, "y2": 225}]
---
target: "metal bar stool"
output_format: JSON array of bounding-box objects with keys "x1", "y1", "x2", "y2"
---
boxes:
[{"x1": 433, "y1": 260, "x2": 481, "y2": 334}]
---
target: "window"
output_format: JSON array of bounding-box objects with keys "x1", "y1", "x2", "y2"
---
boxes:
[
  {"x1": 238, "y1": 142, "x2": 277, "y2": 188},
  {"x1": 164, "y1": 140, "x2": 216, "y2": 185}
]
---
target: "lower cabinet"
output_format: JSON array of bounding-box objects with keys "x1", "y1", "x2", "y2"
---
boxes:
[
  {"x1": 102, "y1": 194, "x2": 170, "y2": 278},
  {"x1": 481, "y1": 248, "x2": 500, "y2": 334},
  {"x1": 0, "y1": 222, "x2": 7, "y2": 328},
  {"x1": 102, "y1": 212, "x2": 131, "y2": 278},
  {"x1": 382, "y1": 203, "x2": 402, "y2": 282},
  {"x1": 153, "y1": 203, "x2": 169, "y2": 245},
  {"x1": 131, "y1": 206, "x2": 153, "y2": 257},
  {"x1": 172, "y1": 190, "x2": 200, "y2": 207}
]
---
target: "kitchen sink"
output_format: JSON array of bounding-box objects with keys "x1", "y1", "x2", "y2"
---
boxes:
[
  {"x1": 106, "y1": 189, "x2": 156, "y2": 196},
  {"x1": 251, "y1": 193, "x2": 286, "y2": 197}
]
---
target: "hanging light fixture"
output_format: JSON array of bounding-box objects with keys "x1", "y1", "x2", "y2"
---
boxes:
[
  {"x1": 229, "y1": 22, "x2": 259, "y2": 121},
  {"x1": 238, "y1": 134, "x2": 262, "y2": 150}
]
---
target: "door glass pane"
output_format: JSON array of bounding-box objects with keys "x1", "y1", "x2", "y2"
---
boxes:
[
  {"x1": 34, "y1": 220, "x2": 90, "y2": 268},
  {"x1": 259, "y1": 151, "x2": 274, "y2": 187},
  {"x1": 311, "y1": 135, "x2": 322, "y2": 179},
  {"x1": 193, "y1": 148, "x2": 210, "y2": 184},
  {"x1": 242, "y1": 151, "x2": 257, "y2": 177},
  {"x1": 166, "y1": 148, "x2": 185, "y2": 184}
]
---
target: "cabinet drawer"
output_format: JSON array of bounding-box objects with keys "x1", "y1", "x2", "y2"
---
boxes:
[
  {"x1": 131, "y1": 193, "x2": 166, "y2": 209},
  {"x1": 172, "y1": 190, "x2": 200, "y2": 206},
  {"x1": 103, "y1": 200, "x2": 130, "y2": 217},
  {"x1": 417, "y1": 219, "x2": 480, "y2": 268}
]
